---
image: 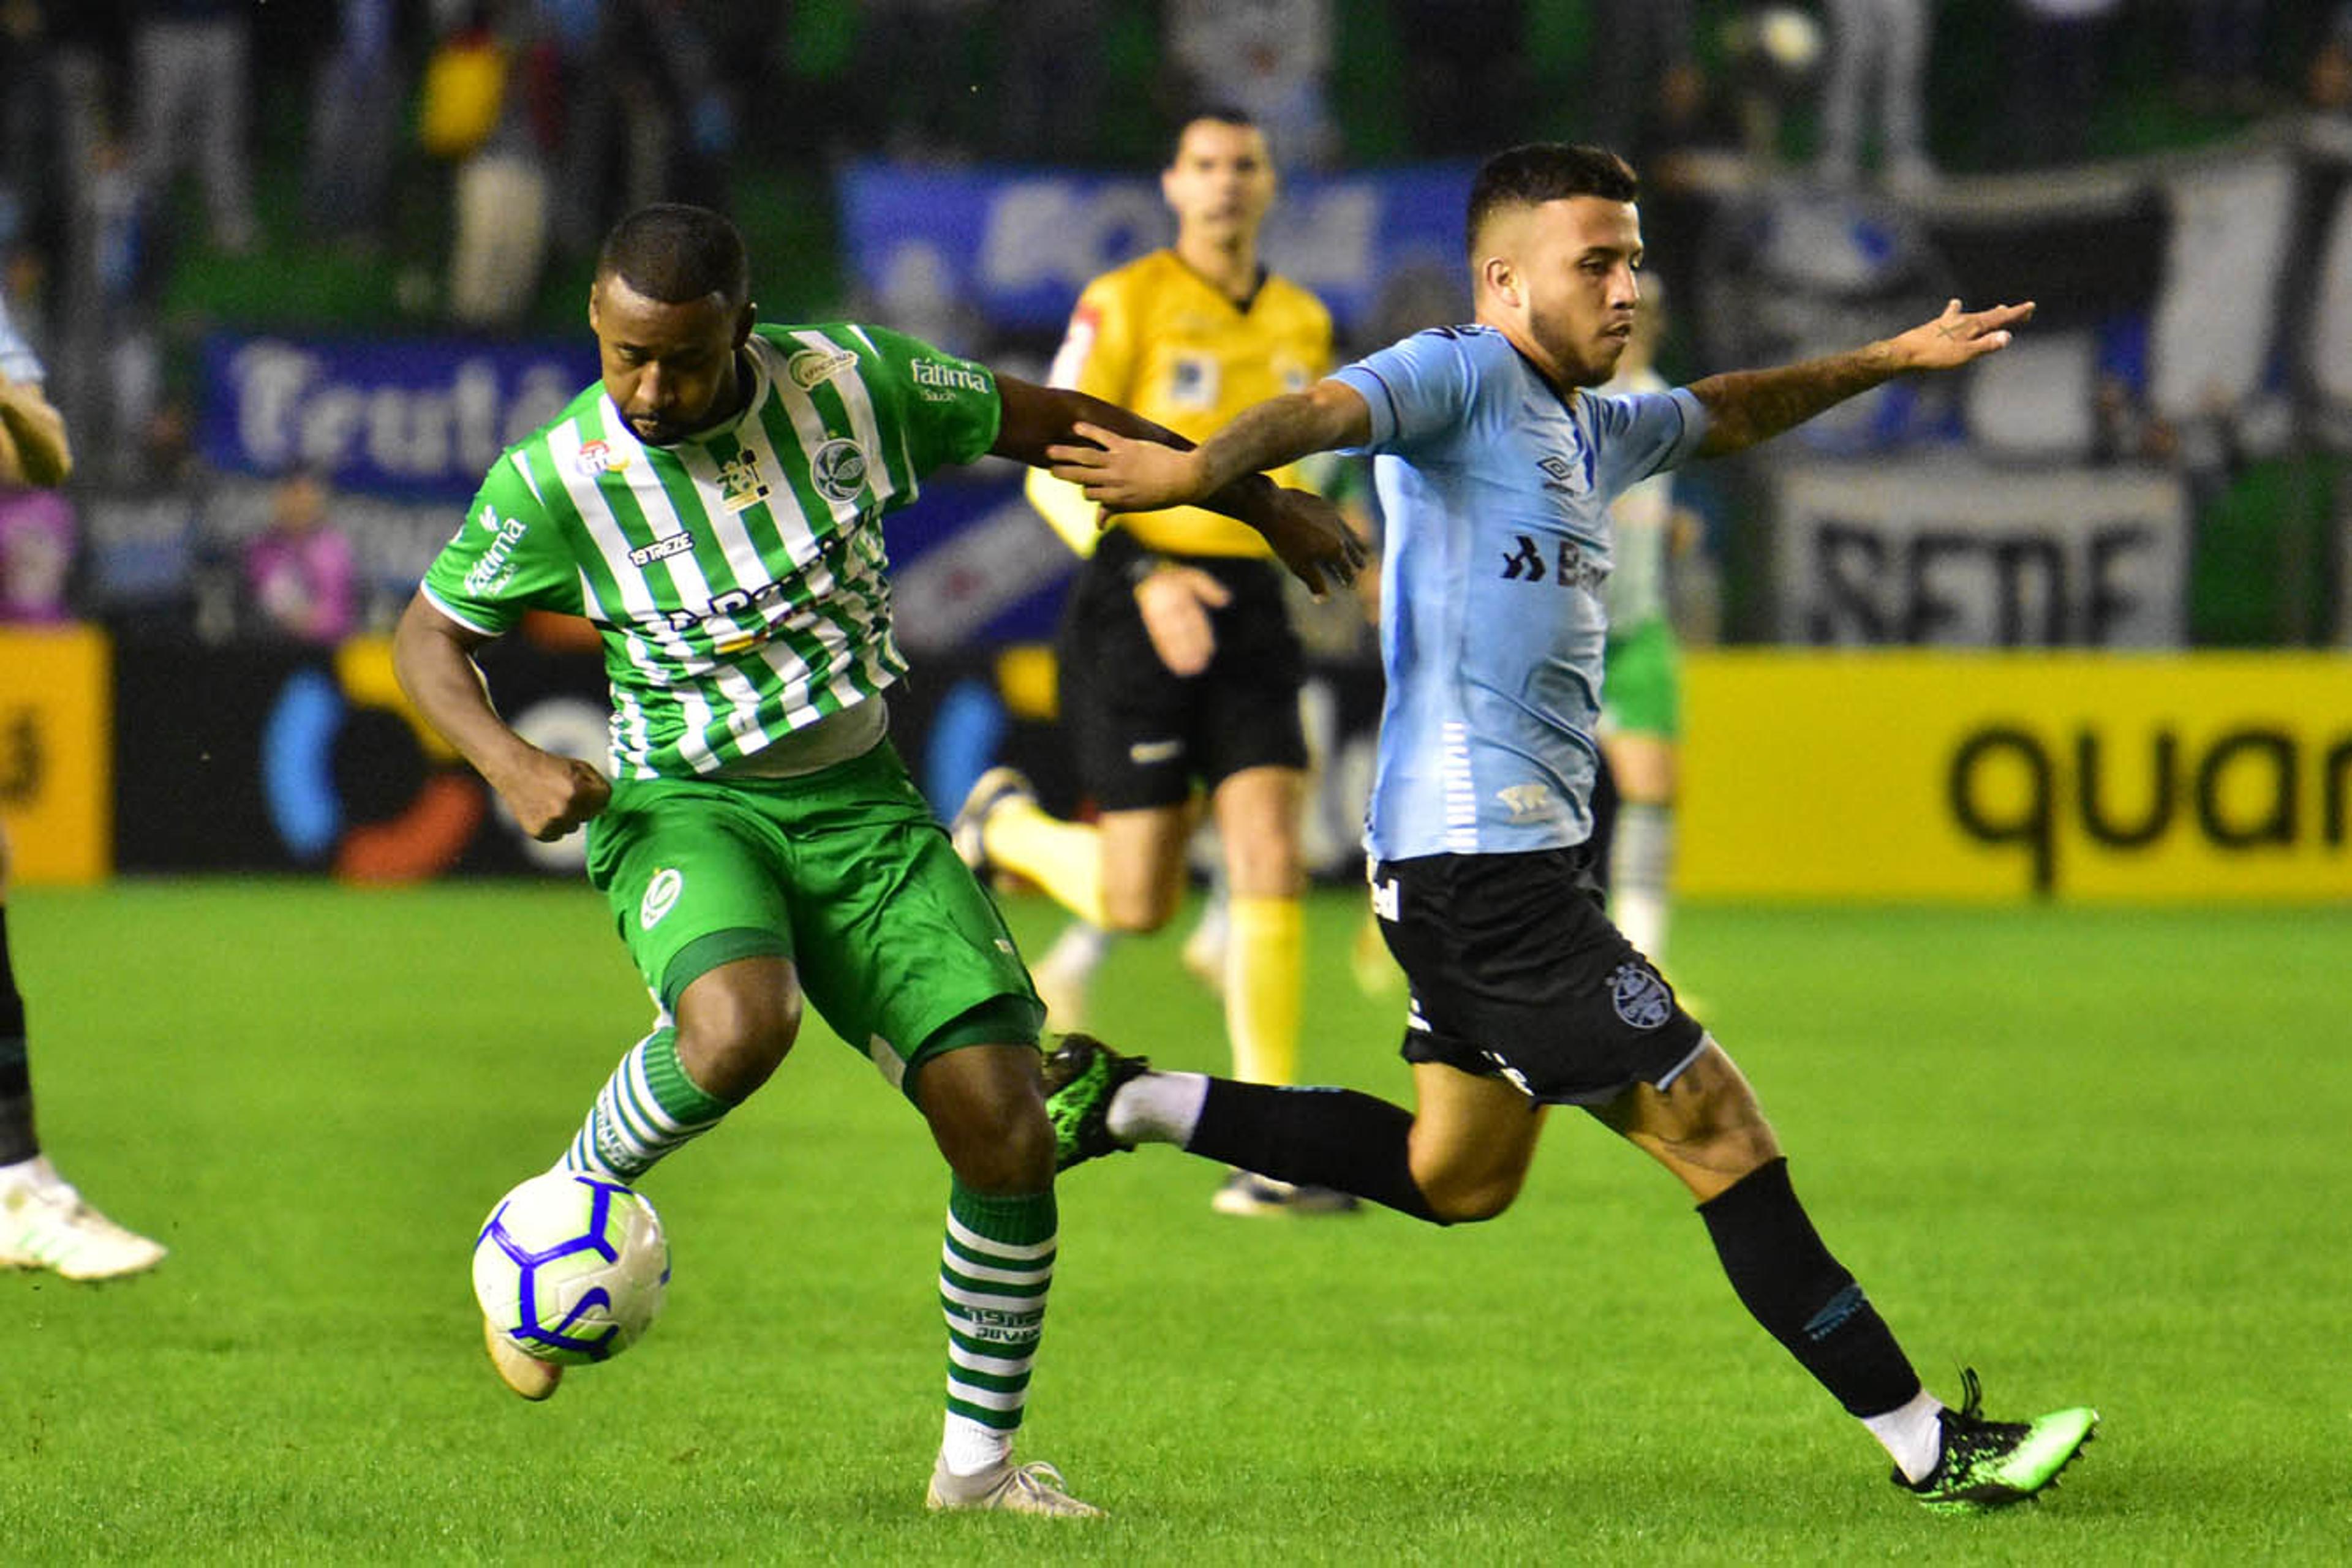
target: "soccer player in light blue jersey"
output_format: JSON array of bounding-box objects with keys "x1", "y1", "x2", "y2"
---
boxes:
[
  {"x1": 1039, "y1": 144, "x2": 2099, "y2": 1514},
  {"x1": 0, "y1": 294, "x2": 168, "y2": 1282}
]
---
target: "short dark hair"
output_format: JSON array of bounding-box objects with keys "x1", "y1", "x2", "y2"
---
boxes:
[
  {"x1": 1465, "y1": 144, "x2": 1639, "y2": 257},
  {"x1": 1170, "y1": 104, "x2": 1261, "y2": 162},
  {"x1": 595, "y1": 203, "x2": 750, "y2": 307}
]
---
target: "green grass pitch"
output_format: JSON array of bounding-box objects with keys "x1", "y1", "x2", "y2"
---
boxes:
[{"x1": 5, "y1": 880, "x2": 2347, "y2": 1563}]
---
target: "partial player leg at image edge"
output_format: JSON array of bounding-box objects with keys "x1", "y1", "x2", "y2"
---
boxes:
[
  {"x1": 1, "y1": 929, "x2": 167, "y2": 1282},
  {"x1": 0, "y1": 1156, "x2": 168, "y2": 1281}
]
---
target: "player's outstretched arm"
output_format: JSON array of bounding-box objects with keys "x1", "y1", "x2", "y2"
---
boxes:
[
  {"x1": 994, "y1": 374, "x2": 1365, "y2": 595},
  {"x1": 392, "y1": 595, "x2": 611, "y2": 841},
  {"x1": 1689, "y1": 299, "x2": 2034, "y2": 458},
  {"x1": 1047, "y1": 379, "x2": 1373, "y2": 513}
]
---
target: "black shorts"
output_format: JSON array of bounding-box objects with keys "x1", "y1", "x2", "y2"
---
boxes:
[
  {"x1": 1372, "y1": 846, "x2": 1706, "y2": 1105},
  {"x1": 1059, "y1": 529, "x2": 1308, "y2": 812}
]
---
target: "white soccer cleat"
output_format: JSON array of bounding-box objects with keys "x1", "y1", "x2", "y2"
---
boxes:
[
  {"x1": 482, "y1": 1315, "x2": 564, "y2": 1401},
  {"x1": 925, "y1": 1455, "x2": 1104, "y2": 1518},
  {"x1": 948, "y1": 766, "x2": 1035, "y2": 876},
  {"x1": 0, "y1": 1160, "x2": 167, "y2": 1281},
  {"x1": 1210, "y1": 1169, "x2": 1360, "y2": 1217}
]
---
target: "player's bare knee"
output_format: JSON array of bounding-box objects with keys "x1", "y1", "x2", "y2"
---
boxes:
[
  {"x1": 924, "y1": 1072, "x2": 1054, "y2": 1192},
  {"x1": 675, "y1": 997, "x2": 799, "y2": 1102}
]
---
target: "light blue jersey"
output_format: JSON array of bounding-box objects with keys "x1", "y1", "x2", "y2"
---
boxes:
[{"x1": 1335, "y1": 324, "x2": 1707, "y2": 859}]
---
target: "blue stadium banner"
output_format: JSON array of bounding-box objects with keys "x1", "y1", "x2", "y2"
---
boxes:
[
  {"x1": 197, "y1": 334, "x2": 598, "y2": 499},
  {"x1": 838, "y1": 160, "x2": 1477, "y2": 337}
]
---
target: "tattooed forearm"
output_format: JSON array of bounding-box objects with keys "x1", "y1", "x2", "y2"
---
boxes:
[{"x1": 1687, "y1": 341, "x2": 1902, "y2": 458}]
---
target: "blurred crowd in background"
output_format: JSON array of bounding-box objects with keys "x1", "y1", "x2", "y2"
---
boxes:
[{"x1": 3, "y1": 0, "x2": 2351, "y2": 650}]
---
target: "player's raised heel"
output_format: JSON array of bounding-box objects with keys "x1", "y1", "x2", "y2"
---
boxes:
[
  {"x1": 949, "y1": 766, "x2": 1035, "y2": 876},
  {"x1": 1039, "y1": 1034, "x2": 1149, "y2": 1171},
  {"x1": 925, "y1": 1455, "x2": 1104, "y2": 1518},
  {"x1": 481, "y1": 1316, "x2": 564, "y2": 1401},
  {"x1": 1898, "y1": 1368, "x2": 2098, "y2": 1513}
]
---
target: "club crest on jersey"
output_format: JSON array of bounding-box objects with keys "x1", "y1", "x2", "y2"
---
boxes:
[
  {"x1": 788, "y1": 346, "x2": 858, "y2": 389},
  {"x1": 717, "y1": 452, "x2": 772, "y2": 513},
  {"x1": 639, "y1": 867, "x2": 684, "y2": 930},
  {"x1": 810, "y1": 438, "x2": 869, "y2": 503},
  {"x1": 1608, "y1": 960, "x2": 1673, "y2": 1031},
  {"x1": 575, "y1": 439, "x2": 630, "y2": 477}
]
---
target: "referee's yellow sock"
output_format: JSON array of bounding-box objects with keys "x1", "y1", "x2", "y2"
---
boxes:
[
  {"x1": 1224, "y1": 895, "x2": 1303, "y2": 1085},
  {"x1": 983, "y1": 798, "x2": 1107, "y2": 929}
]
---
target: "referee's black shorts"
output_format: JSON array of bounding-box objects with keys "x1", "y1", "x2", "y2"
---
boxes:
[
  {"x1": 1058, "y1": 528, "x2": 1308, "y2": 812},
  {"x1": 1372, "y1": 846, "x2": 1705, "y2": 1105}
]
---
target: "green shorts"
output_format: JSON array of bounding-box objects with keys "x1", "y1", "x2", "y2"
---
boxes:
[
  {"x1": 1601, "y1": 616, "x2": 1682, "y2": 741},
  {"x1": 582, "y1": 741, "x2": 1044, "y2": 1102}
]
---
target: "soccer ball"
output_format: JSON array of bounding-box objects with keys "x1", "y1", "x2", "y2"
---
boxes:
[{"x1": 472, "y1": 1172, "x2": 669, "y2": 1366}]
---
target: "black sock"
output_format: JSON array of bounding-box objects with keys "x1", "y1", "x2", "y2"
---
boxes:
[
  {"x1": 1, "y1": 995, "x2": 35, "y2": 1168},
  {"x1": 1185, "y1": 1079, "x2": 1443, "y2": 1224},
  {"x1": 0, "y1": 903, "x2": 34, "y2": 1165},
  {"x1": 1697, "y1": 1157, "x2": 1921, "y2": 1417}
]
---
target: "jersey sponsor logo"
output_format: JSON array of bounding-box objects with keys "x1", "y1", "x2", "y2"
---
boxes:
[
  {"x1": 464, "y1": 505, "x2": 530, "y2": 597},
  {"x1": 1607, "y1": 960, "x2": 1673, "y2": 1031},
  {"x1": 576, "y1": 438, "x2": 630, "y2": 476},
  {"x1": 1127, "y1": 737, "x2": 1183, "y2": 765},
  {"x1": 650, "y1": 514, "x2": 875, "y2": 637},
  {"x1": 787, "y1": 346, "x2": 859, "y2": 389},
  {"x1": 809, "y1": 439, "x2": 870, "y2": 503},
  {"x1": 717, "y1": 453, "x2": 772, "y2": 513},
  {"x1": 1499, "y1": 532, "x2": 1607, "y2": 595},
  {"x1": 1497, "y1": 782, "x2": 1556, "y2": 821},
  {"x1": 1539, "y1": 451, "x2": 1591, "y2": 496},
  {"x1": 909, "y1": 358, "x2": 992, "y2": 396},
  {"x1": 639, "y1": 866, "x2": 684, "y2": 930},
  {"x1": 627, "y1": 533, "x2": 695, "y2": 568},
  {"x1": 955, "y1": 1305, "x2": 1046, "y2": 1344}
]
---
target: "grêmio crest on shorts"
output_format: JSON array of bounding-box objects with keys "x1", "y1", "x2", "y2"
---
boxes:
[{"x1": 419, "y1": 323, "x2": 1000, "y2": 779}]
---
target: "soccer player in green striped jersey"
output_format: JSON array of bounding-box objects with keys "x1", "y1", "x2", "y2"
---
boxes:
[{"x1": 393, "y1": 203, "x2": 1362, "y2": 1519}]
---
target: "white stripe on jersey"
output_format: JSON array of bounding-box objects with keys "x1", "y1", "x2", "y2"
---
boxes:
[
  {"x1": 612, "y1": 684, "x2": 652, "y2": 777},
  {"x1": 733, "y1": 351, "x2": 829, "y2": 568},
  {"x1": 676, "y1": 684, "x2": 720, "y2": 774},
  {"x1": 769, "y1": 344, "x2": 881, "y2": 526},
  {"x1": 843, "y1": 326, "x2": 915, "y2": 505},
  {"x1": 545, "y1": 418, "x2": 663, "y2": 624},
  {"x1": 1441, "y1": 720, "x2": 1479, "y2": 853}
]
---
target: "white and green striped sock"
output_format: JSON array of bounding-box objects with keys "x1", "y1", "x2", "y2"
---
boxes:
[
  {"x1": 937, "y1": 1182, "x2": 1057, "y2": 1477},
  {"x1": 560, "y1": 1026, "x2": 735, "y2": 1182}
]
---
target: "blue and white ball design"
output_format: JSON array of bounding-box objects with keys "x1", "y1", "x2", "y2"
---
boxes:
[{"x1": 472, "y1": 1172, "x2": 670, "y2": 1366}]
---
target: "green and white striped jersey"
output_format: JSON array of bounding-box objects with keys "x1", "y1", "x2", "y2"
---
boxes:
[{"x1": 420, "y1": 323, "x2": 1001, "y2": 778}]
